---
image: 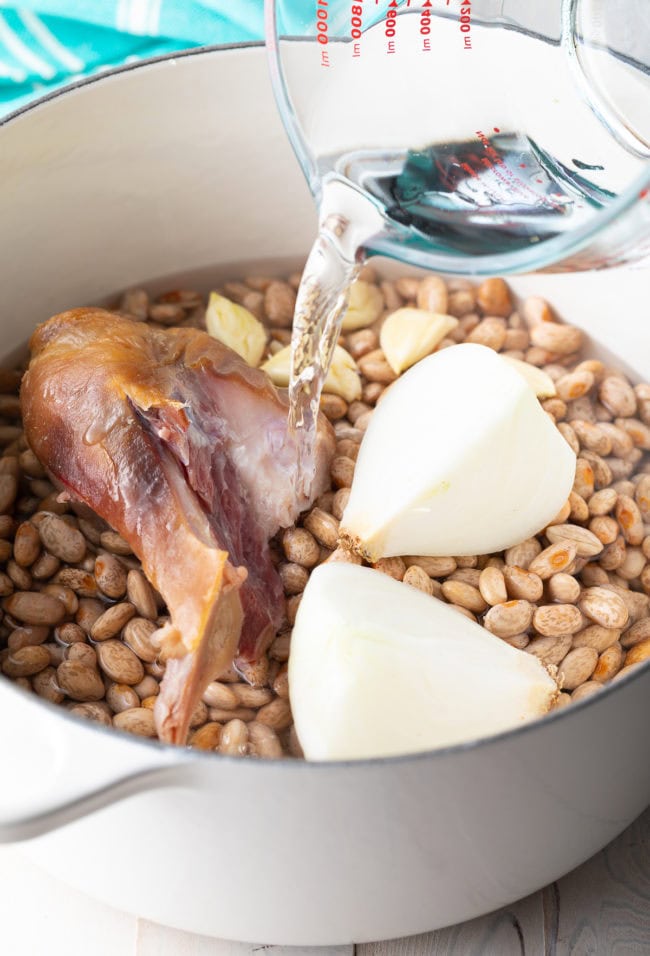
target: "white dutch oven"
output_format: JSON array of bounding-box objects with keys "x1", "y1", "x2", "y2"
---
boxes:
[{"x1": 0, "y1": 45, "x2": 649, "y2": 947}]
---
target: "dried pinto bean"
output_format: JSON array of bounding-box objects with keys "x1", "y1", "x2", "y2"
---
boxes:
[
  {"x1": 13, "y1": 523, "x2": 41, "y2": 567},
  {"x1": 7, "y1": 561, "x2": 32, "y2": 591},
  {"x1": 502, "y1": 566, "x2": 544, "y2": 602},
  {"x1": 279, "y1": 563, "x2": 309, "y2": 595},
  {"x1": 478, "y1": 567, "x2": 507, "y2": 606},
  {"x1": 282, "y1": 528, "x2": 320, "y2": 568},
  {"x1": 42, "y1": 584, "x2": 78, "y2": 616},
  {"x1": 122, "y1": 617, "x2": 159, "y2": 663},
  {"x1": 592, "y1": 643, "x2": 623, "y2": 682},
  {"x1": 7, "y1": 625, "x2": 49, "y2": 650},
  {"x1": 571, "y1": 682, "x2": 603, "y2": 702},
  {"x1": 484, "y1": 601, "x2": 534, "y2": 638},
  {"x1": 248, "y1": 721, "x2": 283, "y2": 758},
  {"x1": 90, "y1": 602, "x2": 136, "y2": 642},
  {"x1": 126, "y1": 570, "x2": 158, "y2": 620},
  {"x1": 56, "y1": 661, "x2": 105, "y2": 701},
  {"x1": 32, "y1": 665, "x2": 65, "y2": 703},
  {"x1": 55, "y1": 622, "x2": 87, "y2": 645},
  {"x1": 529, "y1": 542, "x2": 577, "y2": 580},
  {"x1": 403, "y1": 565, "x2": 435, "y2": 596},
  {"x1": 69, "y1": 702, "x2": 112, "y2": 725},
  {"x1": 626, "y1": 638, "x2": 650, "y2": 666},
  {"x1": 1, "y1": 644, "x2": 50, "y2": 677},
  {"x1": 615, "y1": 496, "x2": 644, "y2": 546},
  {"x1": 55, "y1": 568, "x2": 98, "y2": 598},
  {"x1": 0, "y1": 474, "x2": 18, "y2": 514},
  {"x1": 373, "y1": 557, "x2": 406, "y2": 581},
  {"x1": 66, "y1": 643, "x2": 97, "y2": 667},
  {"x1": 599, "y1": 377, "x2": 636, "y2": 417},
  {"x1": 189, "y1": 723, "x2": 222, "y2": 750},
  {"x1": 526, "y1": 633, "x2": 572, "y2": 667},
  {"x1": 38, "y1": 514, "x2": 86, "y2": 563},
  {"x1": 546, "y1": 574, "x2": 581, "y2": 604},
  {"x1": 100, "y1": 531, "x2": 132, "y2": 556},
  {"x1": 589, "y1": 488, "x2": 617, "y2": 517},
  {"x1": 504, "y1": 538, "x2": 542, "y2": 569},
  {"x1": 621, "y1": 619, "x2": 650, "y2": 649},
  {"x1": 75, "y1": 598, "x2": 105, "y2": 634},
  {"x1": 113, "y1": 707, "x2": 156, "y2": 737},
  {"x1": 3, "y1": 591, "x2": 65, "y2": 626},
  {"x1": 202, "y1": 681, "x2": 238, "y2": 710},
  {"x1": 557, "y1": 647, "x2": 598, "y2": 690},
  {"x1": 533, "y1": 604, "x2": 583, "y2": 637},
  {"x1": 96, "y1": 639, "x2": 145, "y2": 685},
  {"x1": 220, "y1": 718, "x2": 249, "y2": 756},
  {"x1": 545, "y1": 524, "x2": 603, "y2": 558},
  {"x1": 95, "y1": 553, "x2": 128, "y2": 599},
  {"x1": 441, "y1": 580, "x2": 487, "y2": 613},
  {"x1": 579, "y1": 587, "x2": 629, "y2": 629}
]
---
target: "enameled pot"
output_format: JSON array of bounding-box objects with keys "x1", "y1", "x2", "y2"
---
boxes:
[{"x1": 1, "y1": 45, "x2": 649, "y2": 947}]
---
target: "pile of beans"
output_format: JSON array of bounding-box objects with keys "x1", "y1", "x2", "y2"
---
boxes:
[{"x1": 1, "y1": 269, "x2": 650, "y2": 756}]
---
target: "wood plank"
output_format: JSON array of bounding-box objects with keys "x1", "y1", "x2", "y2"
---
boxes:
[
  {"x1": 358, "y1": 890, "x2": 544, "y2": 955},
  {"x1": 0, "y1": 846, "x2": 137, "y2": 956},
  {"x1": 135, "y1": 919, "x2": 354, "y2": 956},
  {"x1": 549, "y1": 805, "x2": 650, "y2": 955}
]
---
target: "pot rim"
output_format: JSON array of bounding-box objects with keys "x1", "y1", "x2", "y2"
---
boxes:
[
  {"x1": 2, "y1": 651, "x2": 648, "y2": 770},
  {"x1": 1, "y1": 41, "x2": 648, "y2": 770},
  {"x1": 0, "y1": 41, "x2": 262, "y2": 129}
]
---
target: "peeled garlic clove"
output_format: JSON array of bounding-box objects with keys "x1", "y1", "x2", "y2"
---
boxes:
[
  {"x1": 290, "y1": 563, "x2": 557, "y2": 760},
  {"x1": 501, "y1": 355, "x2": 557, "y2": 398},
  {"x1": 261, "y1": 347, "x2": 293, "y2": 385},
  {"x1": 262, "y1": 345, "x2": 362, "y2": 402},
  {"x1": 341, "y1": 280, "x2": 384, "y2": 331},
  {"x1": 325, "y1": 346, "x2": 364, "y2": 402},
  {"x1": 205, "y1": 292, "x2": 267, "y2": 367},
  {"x1": 340, "y1": 343, "x2": 576, "y2": 560},
  {"x1": 380, "y1": 308, "x2": 459, "y2": 374}
]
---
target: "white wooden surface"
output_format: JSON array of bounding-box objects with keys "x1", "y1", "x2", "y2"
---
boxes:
[{"x1": 1, "y1": 805, "x2": 649, "y2": 955}]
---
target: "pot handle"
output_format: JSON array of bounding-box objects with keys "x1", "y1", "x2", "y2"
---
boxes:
[
  {"x1": 0, "y1": 682, "x2": 195, "y2": 844},
  {"x1": 0, "y1": 761, "x2": 194, "y2": 844}
]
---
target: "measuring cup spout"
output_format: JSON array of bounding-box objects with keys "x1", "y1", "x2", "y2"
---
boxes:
[{"x1": 319, "y1": 180, "x2": 385, "y2": 265}]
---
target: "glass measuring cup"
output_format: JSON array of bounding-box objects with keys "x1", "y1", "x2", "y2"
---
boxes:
[{"x1": 266, "y1": 0, "x2": 650, "y2": 274}]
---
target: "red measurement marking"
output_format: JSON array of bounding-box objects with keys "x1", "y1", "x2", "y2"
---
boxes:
[
  {"x1": 316, "y1": 0, "x2": 329, "y2": 65},
  {"x1": 460, "y1": 0, "x2": 472, "y2": 49},
  {"x1": 351, "y1": 1, "x2": 363, "y2": 45},
  {"x1": 420, "y1": 0, "x2": 431, "y2": 47},
  {"x1": 475, "y1": 129, "x2": 561, "y2": 209},
  {"x1": 385, "y1": 0, "x2": 397, "y2": 52},
  {"x1": 493, "y1": 127, "x2": 500, "y2": 133},
  {"x1": 640, "y1": 188, "x2": 649, "y2": 200}
]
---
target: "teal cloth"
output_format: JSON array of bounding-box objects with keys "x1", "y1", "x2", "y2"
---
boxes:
[{"x1": 0, "y1": 1, "x2": 265, "y2": 116}]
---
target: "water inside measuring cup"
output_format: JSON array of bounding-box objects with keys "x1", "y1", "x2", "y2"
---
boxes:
[{"x1": 352, "y1": 130, "x2": 615, "y2": 257}]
